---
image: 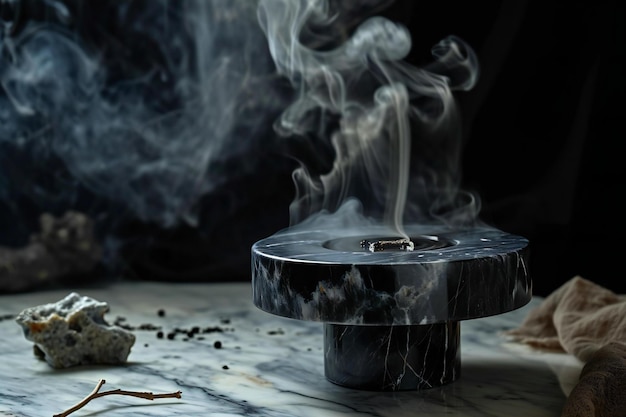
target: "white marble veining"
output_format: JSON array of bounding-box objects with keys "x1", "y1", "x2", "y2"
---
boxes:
[{"x1": 0, "y1": 282, "x2": 580, "y2": 416}]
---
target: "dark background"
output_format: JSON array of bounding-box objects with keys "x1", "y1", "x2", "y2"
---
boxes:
[
  {"x1": 387, "y1": 0, "x2": 625, "y2": 296},
  {"x1": 1, "y1": 0, "x2": 624, "y2": 296}
]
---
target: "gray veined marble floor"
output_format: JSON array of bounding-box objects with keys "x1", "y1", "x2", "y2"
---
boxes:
[{"x1": 0, "y1": 282, "x2": 581, "y2": 416}]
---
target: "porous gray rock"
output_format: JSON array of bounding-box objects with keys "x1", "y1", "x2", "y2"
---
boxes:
[{"x1": 15, "y1": 292, "x2": 135, "y2": 368}]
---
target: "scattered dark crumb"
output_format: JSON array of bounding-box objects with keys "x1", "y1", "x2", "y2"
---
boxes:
[
  {"x1": 113, "y1": 319, "x2": 134, "y2": 331},
  {"x1": 157, "y1": 309, "x2": 166, "y2": 317},
  {"x1": 267, "y1": 328, "x2": 285, "y2": 335},
  {"x1": 202, "y1": 326, "x2": 224, "y2": 334},
  {"x1": 145, "y1": 323, "x2": 233, "y2": 343},
  {"x1": 0, "y1": 313, "x2": 16, "y2": 322},
  {"x1": 220, "y1": 318, "x2": 231, "y2": 324},
  {"x1": 112, "y1": 318, "x2": 161, "y2": 332},
  {"x1": 144, "y1": 343, "x2": 149, "y2": 347},
  {"x1": 214, "y1": 341, "x2": 222, "y2": 349},
  {"x1": 138, "y1": 323, "x2": 161, "y2": 331},
  {"x1": 235, "y1": 346, "x2": 241, "y2": 350},
  {"x1": 307, "y1": 348, "x2": 312, "y2": 351},
  {"x1": 222, "y1": 365, "x2": 229, "y2": 370}
]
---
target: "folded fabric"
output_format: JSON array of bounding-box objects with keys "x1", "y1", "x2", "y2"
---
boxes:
[
  {"x1": 505, "y1": 276, "x2": 626, "y2": 417},
  {"x1": 505, "y1": 276, "x2": 626, "y2": 362},
  {"x1": 560, "y1": 342, "x2": 626, "y2": 417}
]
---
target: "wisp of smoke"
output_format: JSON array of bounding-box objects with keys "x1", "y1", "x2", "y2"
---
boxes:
[
  {"x1": 258, "y1": 0, "x2": 480, "y2": 235},
  {"x1": 0, "y1": 0, "x2": 480, "y2": 277},
  {"x1": 0, "y1": 0, "x2": 290, "y2": 235}
]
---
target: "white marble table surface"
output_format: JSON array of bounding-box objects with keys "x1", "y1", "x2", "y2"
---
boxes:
[{"x1": 0, "y1": 282, "x2": 582, "y2": 417}]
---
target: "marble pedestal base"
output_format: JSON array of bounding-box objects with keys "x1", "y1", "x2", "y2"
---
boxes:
[
  {"x1": 252, "y1": 225, "x2": 531, "y2": 392},
  {"x1": 324, "y1": 322, "x2": 460, "y2": 391}
]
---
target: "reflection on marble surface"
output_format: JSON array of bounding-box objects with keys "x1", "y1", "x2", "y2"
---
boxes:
[{"x1": 0, "y1": 282, "x2": 578, "y2": 416}]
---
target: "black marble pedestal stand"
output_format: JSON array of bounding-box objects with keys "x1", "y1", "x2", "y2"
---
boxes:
[{"x1": 251, "y1": 225, "x2": 531, "y2": 391}]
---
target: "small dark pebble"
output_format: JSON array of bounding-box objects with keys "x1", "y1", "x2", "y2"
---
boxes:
[
  {"x1": 220, "y1": 318, "x2": 231, "y2": 324},
  {"x1": 267, "y1": 329, "x2": 285, "y2": 335},
  {"x1": 157, "y1": 309, "x2": 166, "y2": 317},
  {"x1": 144, "y1": 343, "x2": 149, "y2": 347},
  {"x1": 167, "y1": 333, "x2": 176, "y2": 340},
  {"x1": 156, "y1": 331, "x2": 164, "y2": 339},
  {"x1": 222, "y1": 365, "x2": 229, "y2": 370},
  {"x1": 197, "y1": 336, "x2": 205, "y2": 340},
  {"x1": 182, "y1": 338, "x2": 189, "y2": 342},
  {"x1": 214, "y1": 341, "x2": 222, "y2": 349}
]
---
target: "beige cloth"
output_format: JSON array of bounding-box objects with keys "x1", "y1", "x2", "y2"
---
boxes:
[
  {"x1": 505, "y1": 276, "x2": 626, "y2": 417},
  {"x1": 506, "y1": 276, "x2": 626, "y2": 362},
  {"x1": 561, "y1": 342, "x2": 626, "y2": 417}
]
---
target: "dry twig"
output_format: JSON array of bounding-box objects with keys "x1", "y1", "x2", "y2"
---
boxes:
[{"x1": 53, "y1": 379, "x2": 182, "y2": 417}]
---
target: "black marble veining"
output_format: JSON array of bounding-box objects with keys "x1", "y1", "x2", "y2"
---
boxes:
[
  {"x1": 251, "y1": 224, "x2": 531, "y2": 390},
  {"x1": 324, "y1": 322, "x2": 460, "y2": 390},
  {"x1": 252, "y1": 225, "x2": 531, "y2": 325}
]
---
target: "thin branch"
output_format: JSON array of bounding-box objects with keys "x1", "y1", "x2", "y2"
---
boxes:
[{"x1": 53, "y1": 379, "x2": 182, "y2": 417}]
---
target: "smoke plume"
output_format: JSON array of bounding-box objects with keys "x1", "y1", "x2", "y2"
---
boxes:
[
  {"x1": 259, "y1": 0, "x2": 480, "y2": 235},
  {"x1": 0, "y1": 0, "x2": 480, "y2": 279},
  {"x1": 0, "y1": 0, "x2": 289, "y2": 232}
]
